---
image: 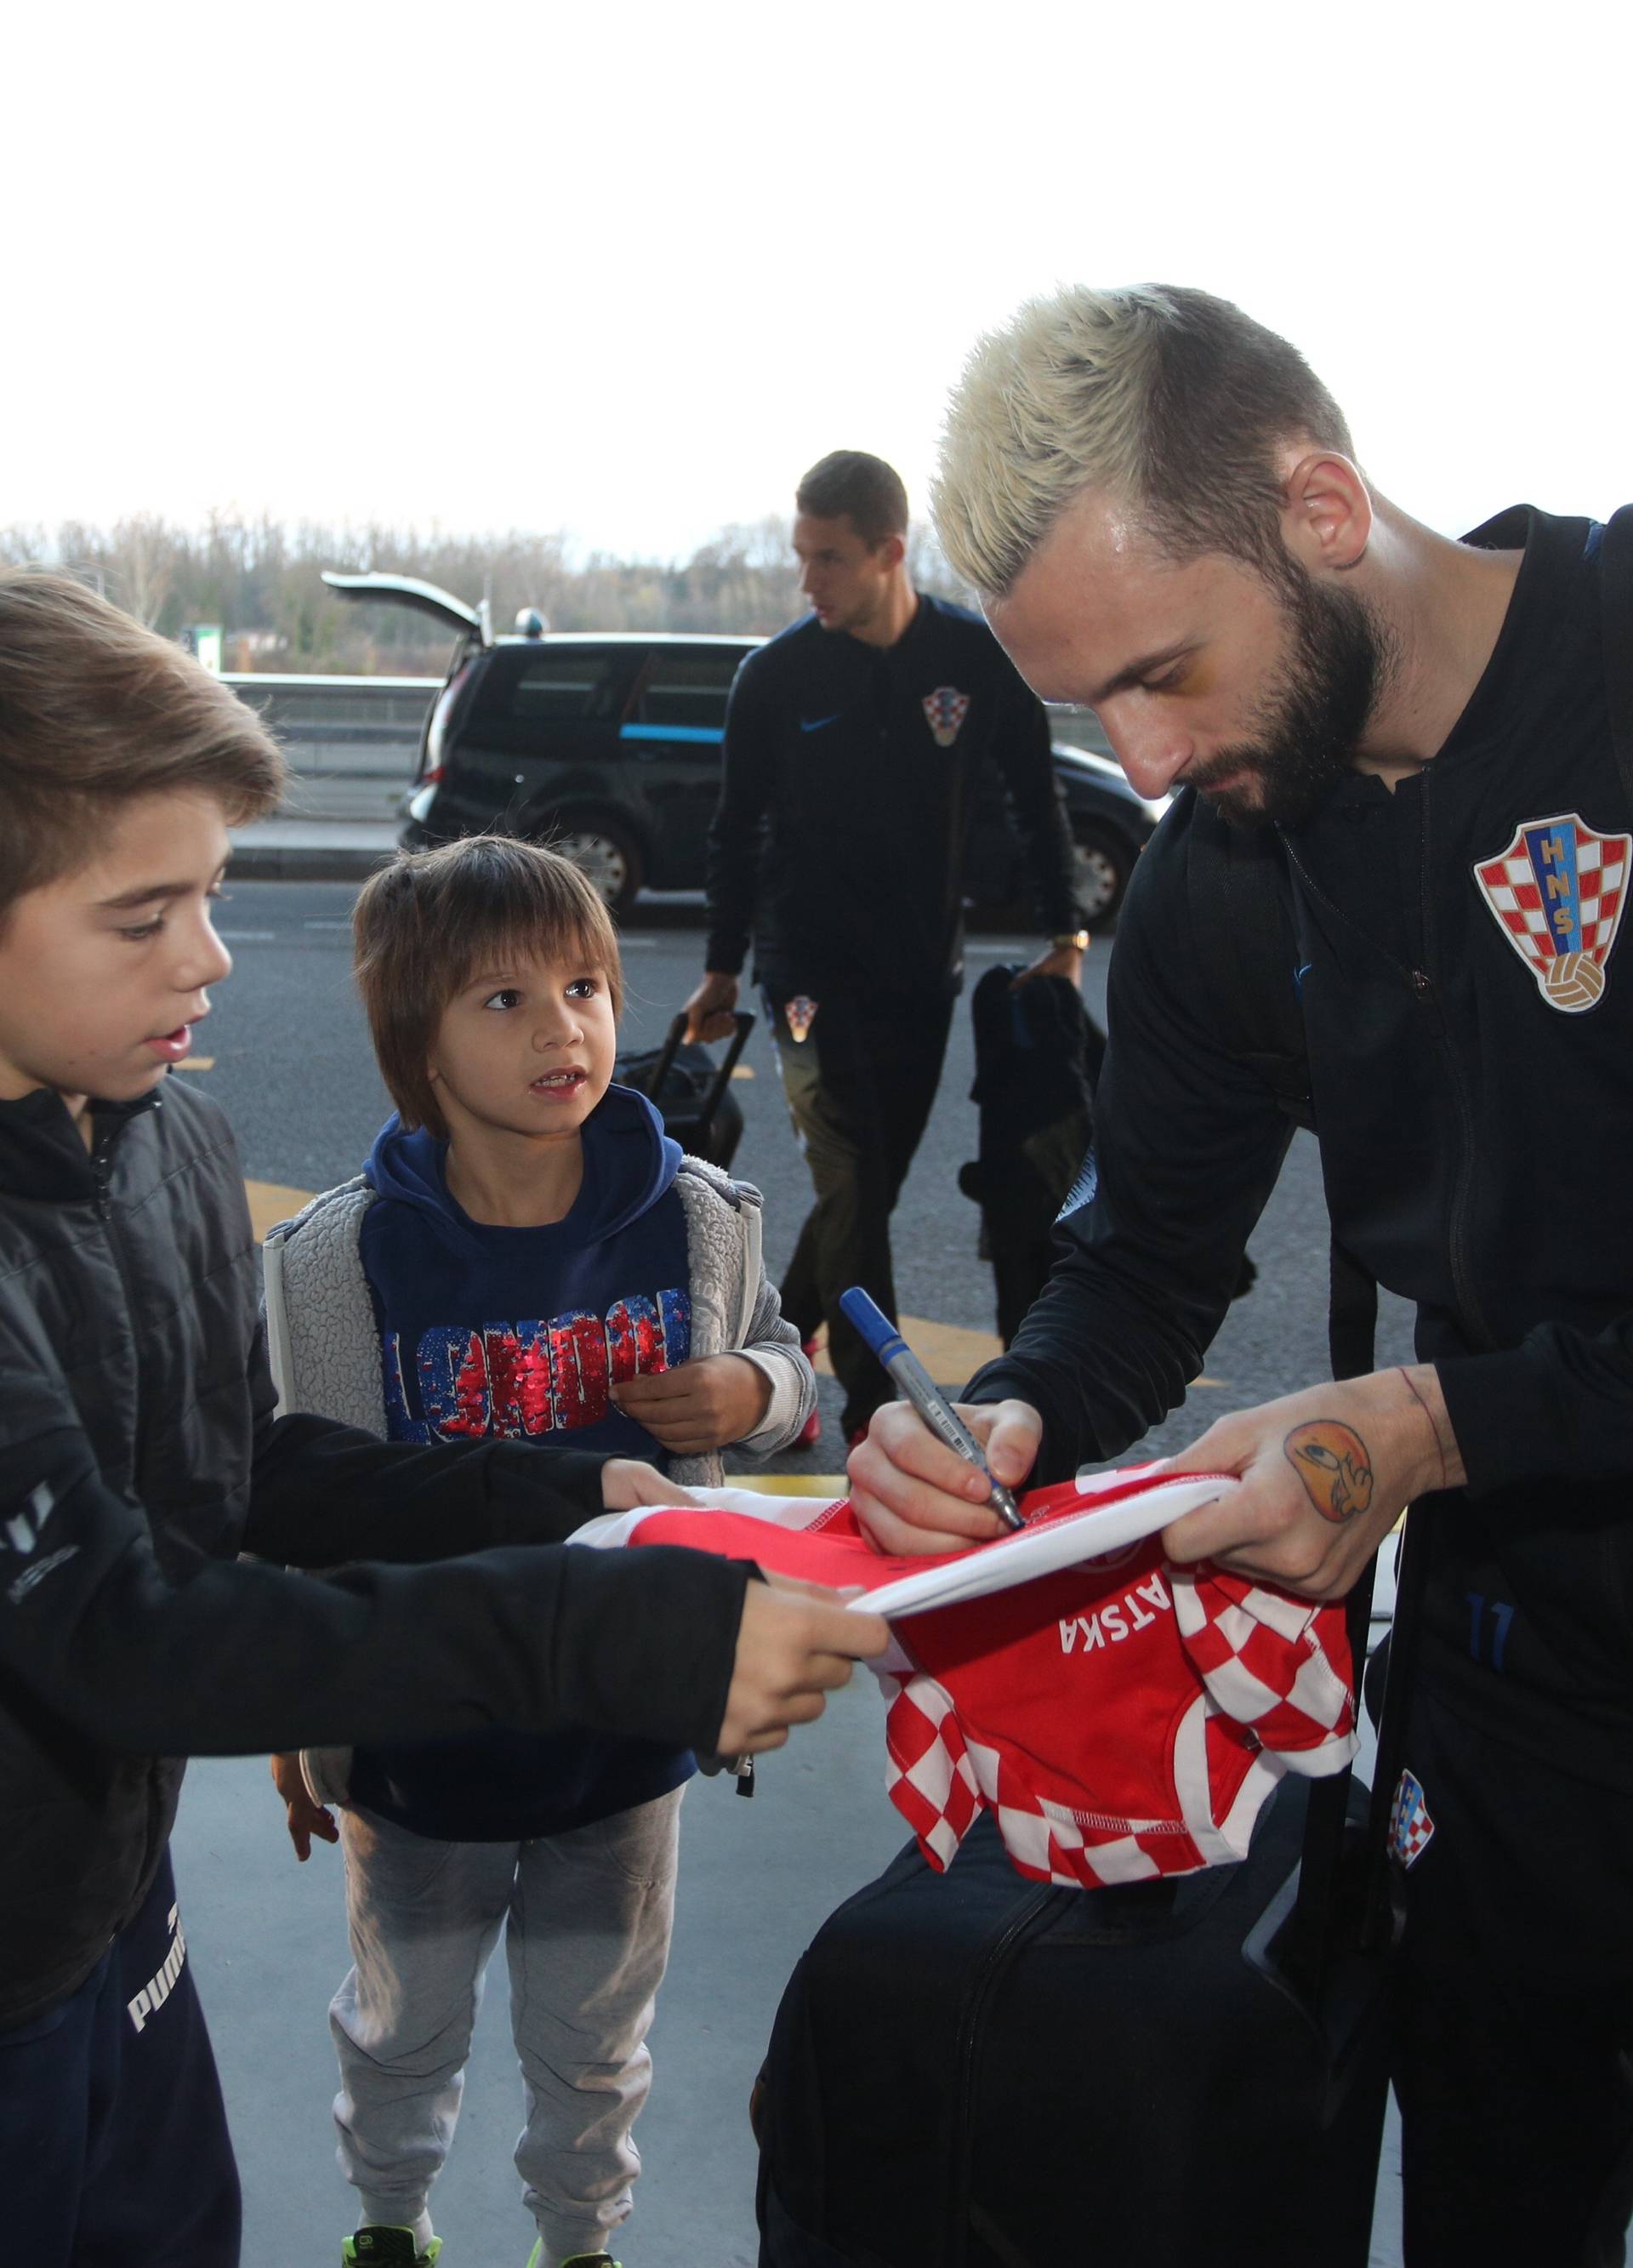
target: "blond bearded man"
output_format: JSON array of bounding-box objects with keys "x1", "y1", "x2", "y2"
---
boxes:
[{"x1": 850, "y1": 286, "x2": 1633, "y2": 2267}]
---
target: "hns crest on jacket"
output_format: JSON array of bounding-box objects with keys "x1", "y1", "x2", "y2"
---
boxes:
[
  {"x1": 922, "y1": 686, "x2": 970, "y2": 749},
  {"x1": 1473, "y1": 810, "x2": 1630, "y2": 1012}
]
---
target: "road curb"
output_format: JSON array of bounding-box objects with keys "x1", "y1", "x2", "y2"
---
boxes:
[{"x1": 227, "y1": 842, "x2": 396, "y2": 882}]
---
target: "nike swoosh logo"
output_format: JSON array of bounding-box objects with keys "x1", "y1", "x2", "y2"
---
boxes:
[{"x1": 799, "y1": 714, "x2": 840, "y2": 733}]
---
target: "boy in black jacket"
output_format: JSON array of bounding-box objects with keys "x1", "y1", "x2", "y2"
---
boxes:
[{"x1": 0, "y1": 568, "x2": 885, "y2": 2268}]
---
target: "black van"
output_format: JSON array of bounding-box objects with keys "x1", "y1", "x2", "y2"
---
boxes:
[{"x1": 325, "y1": 572, "x2": 1166, "y2": 925}]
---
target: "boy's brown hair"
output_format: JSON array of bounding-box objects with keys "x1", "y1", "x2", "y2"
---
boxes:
[
  {"x1": 353, "y1": 835, "x2": 624, "y2": 1140},
  {"x1": 0, "y1": 567, "x2": 286, "y2": 920}
]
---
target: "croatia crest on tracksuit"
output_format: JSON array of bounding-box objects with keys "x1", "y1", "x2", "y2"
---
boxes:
[
  {"x1": 1473, "y1": 811, "x2": 1630, "y2": 1013},
  {"x1": 922, "y1": 686, "x2": 970, "y2": 749},
  {"x1": 1388, "y1": 1768, "x2": 1436, "y2": 1869}
]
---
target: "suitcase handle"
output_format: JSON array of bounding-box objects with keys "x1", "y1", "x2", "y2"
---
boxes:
[{"x1": 643, "y1": 1010, "x2": 755, "y2": 1135}]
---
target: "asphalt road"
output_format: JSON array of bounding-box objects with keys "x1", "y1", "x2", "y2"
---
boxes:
[{"x1": 173, "y1": 879, "x2": 1415, "y2": 2266}]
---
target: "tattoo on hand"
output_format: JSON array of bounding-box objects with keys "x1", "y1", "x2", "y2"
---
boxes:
[{"x1": 1284, "y1": 1420, "x2": 1375, "y2": 1524}]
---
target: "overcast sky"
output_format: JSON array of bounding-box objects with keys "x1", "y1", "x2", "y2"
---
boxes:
[{"x1": 4, "y1": 0, "x2": 1626, "y2": 562}]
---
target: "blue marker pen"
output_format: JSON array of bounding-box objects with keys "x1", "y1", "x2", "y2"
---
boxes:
[{"x1": 839, "y1": 1286, "x2": 1025, "y2": 1531}]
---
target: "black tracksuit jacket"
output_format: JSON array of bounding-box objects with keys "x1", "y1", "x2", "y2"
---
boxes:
[
  {"x1": 704, "y1": 595, "x2": 1082, "y2": 1004},
  {"x1": 968, "y1": 506, "x2": 1633, "y2": 1789},
  {"x1": 0, "y1": 1078, "x2": 749, "y2": 2030}
]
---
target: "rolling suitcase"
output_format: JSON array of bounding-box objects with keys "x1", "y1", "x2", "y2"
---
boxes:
[{"x1": 613, "y1": 1009, "x2": 754, "y2": 1170}]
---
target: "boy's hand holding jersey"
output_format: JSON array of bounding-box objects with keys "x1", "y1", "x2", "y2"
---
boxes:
[
  {"x1": 717, "y1": 1577, "x2": 889, "y2": 1756},
  {"x1": 849, "y1": 1363, "x2": 1466, "y2": 1603},
  {"x1": 612, "y1": 1354, "x2": 774, "y2": 1455},
  {"x1": 599, "y1": 1456, "x2": 702, "y2": 1509}
]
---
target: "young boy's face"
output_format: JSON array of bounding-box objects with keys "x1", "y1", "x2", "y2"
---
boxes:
[
  {"x1": 428, "y1": 943, "x2": 618, "y2": 1149},
  {"x1": 0, "y1": 789, "x2": 234, "y2": 1121}
]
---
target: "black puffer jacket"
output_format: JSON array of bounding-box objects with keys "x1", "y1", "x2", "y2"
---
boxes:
[{"x1": 0, "y1": 1078, "x2": 749, "y2": 2030}]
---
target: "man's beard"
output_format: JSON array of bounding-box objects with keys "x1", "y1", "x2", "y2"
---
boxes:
[{"x1": 1190, "y1": 573, "x2": 1392, "y2": 831}]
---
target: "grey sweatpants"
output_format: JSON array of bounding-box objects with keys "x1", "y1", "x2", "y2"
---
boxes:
[{"x1": 330, "y1": 1787, "x2": 684, "y2": 2262}]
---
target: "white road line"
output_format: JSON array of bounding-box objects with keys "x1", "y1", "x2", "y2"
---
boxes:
[{"x1": 219, "y1": 931, "x2": 276, "y2": 942}]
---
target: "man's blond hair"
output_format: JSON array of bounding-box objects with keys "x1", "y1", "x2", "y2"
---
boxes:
[{"x1": 932, "y1": 284, "x2": 1355, "y2": 597}]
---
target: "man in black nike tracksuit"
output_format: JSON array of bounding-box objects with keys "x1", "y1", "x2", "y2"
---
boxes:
[
  {"x1": 851, "y1": 286, "x2": 1633, "y2": 2267},
  {"x1": 685, "y1": 451, "x2": 1088, "y2": 1443}
]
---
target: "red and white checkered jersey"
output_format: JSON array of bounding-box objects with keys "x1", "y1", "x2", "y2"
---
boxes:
[{"x1": 576, "y1": 1466, "x2": 1357, "y2": 1888}]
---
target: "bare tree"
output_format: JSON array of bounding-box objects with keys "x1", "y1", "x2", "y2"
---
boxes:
[
  {"x1": 0, "y1": 508, "x2": 982, "y2": 666},
  {"x1": 106, "y1": 516, "x2": 177, "y2": 628}
]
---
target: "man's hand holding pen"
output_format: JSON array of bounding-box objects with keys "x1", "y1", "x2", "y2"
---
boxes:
[{"x1": 848, "y1": 1398, "x2": 1044, "y2": 1555}]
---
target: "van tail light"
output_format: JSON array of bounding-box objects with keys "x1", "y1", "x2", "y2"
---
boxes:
[{"x1": 418, "y1": 653, "x2": 475, "y2": 783}]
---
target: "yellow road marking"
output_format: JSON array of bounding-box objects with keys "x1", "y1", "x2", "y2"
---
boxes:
[
  {"x1": 730, "y1": 1472, "x2": 846, "y2": 1496},
  {"x1": 805, "y1": 1315, "x2": 1003, "y2": 1386},
  {"x1": 731, "y1": 1064, "x2": 754, "y2": 1080},
  {"x1": 246, "y1": 1179, "x2": 315, "y2": 1242}
]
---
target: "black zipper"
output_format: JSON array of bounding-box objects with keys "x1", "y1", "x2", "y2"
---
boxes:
[
  {"x1": 946, "y1": 1885, "x2": 1056, "y2": 2259},
  {"x1": 1276, "y1": 820, "x2": 1498, "y2": 1358},
  {"x1": 1414, "y1": 768, "x2": 1499, "y2": 1352}
]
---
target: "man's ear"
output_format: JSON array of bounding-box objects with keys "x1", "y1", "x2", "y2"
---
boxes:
[
  {"x1": 874, "y1": 531, "x2": 908, "y2": 573},
  {"x1": 1279, "y1": 452, "x2": 1372, "y2": 577}
]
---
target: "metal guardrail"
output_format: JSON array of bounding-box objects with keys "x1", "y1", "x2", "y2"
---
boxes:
[{"x1": 224, "y1": 673, "x2": 438, "y2": 819}]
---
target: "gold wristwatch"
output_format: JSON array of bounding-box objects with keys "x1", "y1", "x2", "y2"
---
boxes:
[{"x1": 1050, "y1": 930, "x2": 1090, "y2": 951}]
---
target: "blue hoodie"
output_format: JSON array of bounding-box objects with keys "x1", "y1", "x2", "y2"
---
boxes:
[{"x1": 347, "y1": 1083, "x2": 696, "y2": 1841}]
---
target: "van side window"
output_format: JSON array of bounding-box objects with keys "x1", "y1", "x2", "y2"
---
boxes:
[
  {"x1": 631, "y1": 648, "x2": 743, "y2": 735},
  {"x1": 490, "y1": 652, "x2": 622, "y2": 722}
]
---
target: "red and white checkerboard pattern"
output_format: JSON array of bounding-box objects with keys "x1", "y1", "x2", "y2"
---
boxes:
[
  {"x1": 883, "y1": 1563, "x2": 1356, "y2": 1889},
  {"x1": 1473, "y1": 812, "x2": 1630, "y2": 983},
  {"x1": 1171, "y1": 1571, "x2": 1357, "y2": 1762},
  {"x1": 579, "y1": 1471, "x2": 1357, "y2": 1890}
]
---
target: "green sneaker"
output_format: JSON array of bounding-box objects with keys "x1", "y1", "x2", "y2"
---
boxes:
[{"x1": 343, "y1": 2230, "x2": 441, "y2": 2265}]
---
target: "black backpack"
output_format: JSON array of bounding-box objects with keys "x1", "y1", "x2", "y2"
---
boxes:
[{"x1": 957, "y1": 965, "x2": 1104, "y2": 1346}]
